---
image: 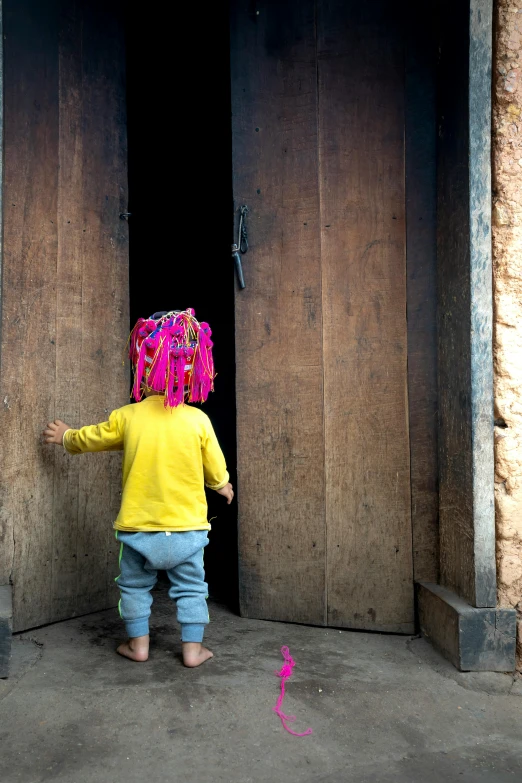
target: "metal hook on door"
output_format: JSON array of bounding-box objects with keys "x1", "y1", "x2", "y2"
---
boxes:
[
  {"x1": 238, "y1": 205, "x2": 249, "y2": 254},
  {"x1": 232, "y1": 205, "x2": 249, "y2": 289}
]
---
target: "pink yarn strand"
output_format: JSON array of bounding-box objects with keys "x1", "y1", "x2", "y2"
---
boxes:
[{"x1": 272, "y1": 646, "x2": 313, "y2": 737}]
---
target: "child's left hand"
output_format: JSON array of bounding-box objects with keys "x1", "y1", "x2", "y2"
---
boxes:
[
  {"x1": 216, "y1": 482, "x2": 234, "y2": 505},
  {"x1": 43, "y1": 419, "x2": 71, "y2": 445}
]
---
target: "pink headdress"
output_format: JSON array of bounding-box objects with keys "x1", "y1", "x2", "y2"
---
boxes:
[{"x1": 129, "y1": 309, "x2": 215, "y2": 408}]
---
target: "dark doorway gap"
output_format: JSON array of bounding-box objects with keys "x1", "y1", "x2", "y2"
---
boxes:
[{"x1": 125, "y1": 6, "x2": 238, "y2": 611}]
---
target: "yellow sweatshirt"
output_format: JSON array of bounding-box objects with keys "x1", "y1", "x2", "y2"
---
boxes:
[{"x1": 63, "y1": 396, "x2": 229, "y2": 532}]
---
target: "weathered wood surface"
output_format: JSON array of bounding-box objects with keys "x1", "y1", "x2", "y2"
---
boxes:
[
  {"x1": 1, "y1": 0, "x2": 60, "y2": 631},
  {"x1": 0, "y1": 0, "x2": 128, "y2": 631},
  {"x1": 231, "y1": 0, "x2": 432, "y2": 631},
  {"x1": 72, "y1": 1, "x2": 127, "y2": 618},
  {"x1": 231, "y1": 0, "x2": 327, "y2": 625},
  {"x1": 437, "y1": 0, "x2": 495, "y2": 608},
  {"x1": 405, "y1": 0, "x2": 439, "y2": 583},
  {"x1": 319, "y1": 0, "x2": 414, "y2": 632}
]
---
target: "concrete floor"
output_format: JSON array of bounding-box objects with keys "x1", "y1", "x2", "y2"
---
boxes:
[{"x1": 1, "y1": 592, "x2": 522, "y2": 783}]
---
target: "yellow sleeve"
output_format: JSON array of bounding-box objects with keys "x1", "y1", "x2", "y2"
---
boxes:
[
  {"x1": 63, "y1": 409, "x2": 124, "y2": 455},
  {"x1": 202, "y1": 418, "x2": 229, "y2": 490}
]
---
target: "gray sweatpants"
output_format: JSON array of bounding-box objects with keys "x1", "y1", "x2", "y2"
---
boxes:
[{"x1": 115, "y1": 530, "x2": 209, "y2": 642}]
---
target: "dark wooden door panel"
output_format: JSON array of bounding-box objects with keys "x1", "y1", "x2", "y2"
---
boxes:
[
  {"x1": 231, "y1": 0, "x2": 421, "y2": 632},
  {"x1": 231, "y1": 0, "x2": 327, "y2": 625},
  {"x1": 318, "y1": 1, "x2": 414, "y2": 632},
  {"x1": 0, "y1": 0, "x2": 128, "y2": 631}
]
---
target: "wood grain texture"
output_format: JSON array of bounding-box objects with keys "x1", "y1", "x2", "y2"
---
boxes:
[
  {"x1": 318, "y1": 1, "x2": 414, "y2": 632},
  {"x1": 231, "y1": 0, "x2": 327, "y2": 625},
  {"x1": 0, "y1": 0, "x2": 128, "y2": 631},
  {"x1": 74, "y1": 0, "x2": 128, "y2": 618},
  {"x1": 437, "y1": 0, "x2": 495, "y2": 608},
  {"x1": 405, "y1": 0, "x2": 439, "y2": 584},
  {"x1": 232, "y1": 0, "x2": 423, "y2": 630},
  {"x1": 1, "y1": 0, "x2": 60, "y2": 629},
  {"x1": 437, "y1": 0, "x2": 474, "y2": 607},
  {"x1": 52, "y1": 1, "x2": 83, "y2": 621}
]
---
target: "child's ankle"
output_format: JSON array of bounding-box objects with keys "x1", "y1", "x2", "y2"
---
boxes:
[
  {"x1": 129, "y1": 634, "x2": 149, "y2": 649},
  {"x1": 182, "y1": 642, "x2": 213, "y2": 668},
  {"x1": 180, "y1": 624, "x2": 206, "y2": 644},
  {"x1": 117, "y1": 635, "x2": 149, "y2": 662}
]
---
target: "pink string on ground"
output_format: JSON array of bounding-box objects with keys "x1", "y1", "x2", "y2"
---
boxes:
[{"x1": 273, "y1": 646, "x2": 313, "y2": 737}]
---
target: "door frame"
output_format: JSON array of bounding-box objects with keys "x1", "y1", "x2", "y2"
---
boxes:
[
  {"x1": 417, "y1": 0, "x2": 517, "y2": 672},
  {"x1": 0, "y1": 0, "x2": 517, "y2": 675}
]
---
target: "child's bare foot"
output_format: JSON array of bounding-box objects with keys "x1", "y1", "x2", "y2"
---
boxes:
[
  {"x1": 182, "y1": 642, "x2": 213, "y2": 668},
  {"x1": 117, "y1": 634, "x2": 149, "y2": 662}
]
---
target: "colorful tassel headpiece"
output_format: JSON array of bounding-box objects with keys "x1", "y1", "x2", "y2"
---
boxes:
[{"x1": 129, "y1": 308, "x2": 215, "y2": 408}]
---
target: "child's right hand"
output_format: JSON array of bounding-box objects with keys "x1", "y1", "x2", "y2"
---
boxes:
[
  {"x1": 216, "y1": 483, "x2": 234, "y2": 505},
  {"x1": 43, "y1": 419, "x2": 71, "y2": 446}
]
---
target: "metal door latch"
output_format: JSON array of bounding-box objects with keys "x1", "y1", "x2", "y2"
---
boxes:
[
  {"x1": 232, "y1": 205, "x2": 249, "y2": 289},
  {"x1": 232, "y1": 243, "x2": 245, "y2": 289}
]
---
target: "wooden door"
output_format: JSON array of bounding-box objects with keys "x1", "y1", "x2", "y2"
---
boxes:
[
  {"x1": 231, "y1": 0, "x2": 415, "y2": 632},
  {"x1": 0, "y1": 0, "x2": 128, "y2": 631}
]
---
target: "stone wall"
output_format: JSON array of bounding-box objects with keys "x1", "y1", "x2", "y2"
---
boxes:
[{"x1": 492, "y1": 0, "x2": 522, "y2": 671}]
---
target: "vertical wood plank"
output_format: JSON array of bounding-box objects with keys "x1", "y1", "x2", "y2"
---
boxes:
[
  {"x1": 437, "y1": 0, "x2": 474, "y2": 605},
  {"x1": 437, "y1": 0, "x2": 495, "y2": 608},
  {"x1": 1, "y1": 0, "x2": 60, "y2": 628},
  {"x1": 75, "y1": 0, "x2": 128, "y2": 616},
  {"x1": 405, "y1": 0, "x2": 439, "y2": 584},
  {"x1": 51, "y1": 0, "x2": 84, "y2": 621},
  {"x1": 231, "y1": 0, "x2": 326, "y2": 624},
  {"x1": 0, "y1": 0, "x2": 128, "y2": 630},
  {"x1": 319, "y1": 0, "x2": 414, "y2": 632}
]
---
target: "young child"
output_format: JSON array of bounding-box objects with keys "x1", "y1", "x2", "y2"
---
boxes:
[{"x1": 43, "y1": 309, "x2": 233, "y2": 668}]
